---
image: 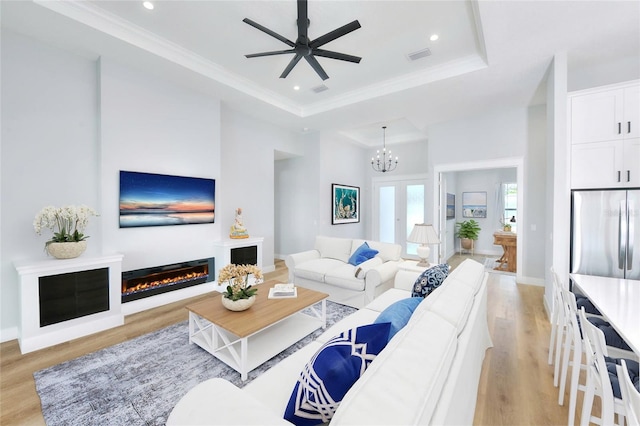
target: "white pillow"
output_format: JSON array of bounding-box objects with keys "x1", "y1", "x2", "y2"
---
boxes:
[{"x1": 354, "y1": 257, "x2": 383, "y2": 278}]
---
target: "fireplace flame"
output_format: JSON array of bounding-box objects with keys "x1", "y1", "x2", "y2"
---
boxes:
[{"x1": 122, "y1": 271, "x2": 208, "y2": 295}]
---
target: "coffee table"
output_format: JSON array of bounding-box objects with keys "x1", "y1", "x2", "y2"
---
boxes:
[{"x1": 186, "y1": 285, "x2": 328, "y2": 381}]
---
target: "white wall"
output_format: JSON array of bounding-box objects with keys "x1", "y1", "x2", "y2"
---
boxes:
[
  {"x1": 1, "y1": 31, "x2": 100, "y2": 339},
  {"x1": 275, "y1": 131, "x2": 368, "y2": 256},
  {"x1": 428, "y1": 106, "x2": 547, "y2": 283},
  {"x1": 221, "y1": 107, "x2": 301, "y2": 269},
  {"x1": 99, "y1": 58, "x2": 221, "y2": 272},
  {"x1": 1, "y1": 32, "x2": 279, "y2": 340}
]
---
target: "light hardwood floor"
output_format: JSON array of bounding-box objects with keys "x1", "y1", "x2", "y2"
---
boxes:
[{"x1": 1, "y1": 257, "x2": 576, "y2": 425}]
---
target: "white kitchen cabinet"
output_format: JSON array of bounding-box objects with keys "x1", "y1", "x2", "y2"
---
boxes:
[
  {"x1": 569, "y1": 81, "x2": 640, "y2": 189},
  {"x1": 569, "y1": 82, "x2": 639, "y2": 145},
  {"x1": 571, "y1": 138, "x2": 640, "y2": 189}
]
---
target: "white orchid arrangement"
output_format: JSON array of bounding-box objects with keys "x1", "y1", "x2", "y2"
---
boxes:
[
  {"x1": 218, "y1": 264, "x2": 263, "y2": 301},
  {"x1": 33, "y1": 205, "x2": 98, "y2": 248}
]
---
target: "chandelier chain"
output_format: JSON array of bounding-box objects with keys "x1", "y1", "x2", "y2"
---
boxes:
[{"x1": 371, "y1": 126, "x2": 398, "y2": 173}]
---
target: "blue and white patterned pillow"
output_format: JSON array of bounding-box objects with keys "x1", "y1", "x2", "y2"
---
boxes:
[
  {"x1": 283, "y1": 322, "x2": 391, "y2": 426},
  {"x1": 411, "y1": 263, "x2": 450, "y2": 298}
]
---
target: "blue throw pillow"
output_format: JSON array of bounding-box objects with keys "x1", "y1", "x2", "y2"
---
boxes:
[
  {"x1": 411, "y1": 263, "x2": 450, "y2": 298},
  {"x1": 348, "y1": 242, "x2": 379, "y2": 266},
  {"x1": 283, "y1": 322, "x2": 391, "y2": 426},
  {"x1": 374, "y1": 297, "x2": 423, "y2": 342}
]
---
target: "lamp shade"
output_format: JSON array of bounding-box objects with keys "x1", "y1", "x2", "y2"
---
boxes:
[{"x1": 407, "y1": 224, "x2": 440, "y2": 245}]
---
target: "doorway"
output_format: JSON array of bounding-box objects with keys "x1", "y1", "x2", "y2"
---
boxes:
[
  {"x1": 372, "y1": 174, "x2": 429, "y2": 259},
  {"x1": 433, "y1": 158, "x2": 524, "y2": 280}
]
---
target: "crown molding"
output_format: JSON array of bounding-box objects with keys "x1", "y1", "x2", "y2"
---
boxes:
[
  {"x1": 34, "y1": 0, "x2": 487, "y2": 119},
  {"x1": 33, "y1": 0, "x2": 303, "y2": 116}
]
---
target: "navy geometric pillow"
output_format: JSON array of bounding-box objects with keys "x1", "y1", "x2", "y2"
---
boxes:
[
  {"x1": 411, "y1": 263, "x2": 450, "y2": 298},
  {"x1": 283, "y1": 322, "x2": 391, "y2": 426}
]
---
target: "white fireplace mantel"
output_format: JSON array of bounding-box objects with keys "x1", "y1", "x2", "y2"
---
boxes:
[{"x1": 14, "y1": 253, "x2": 124, "y2": 354}]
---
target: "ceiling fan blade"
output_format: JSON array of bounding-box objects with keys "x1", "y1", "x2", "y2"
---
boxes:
[
  {"x1": 310, "y1": 20, "x2": 361, "y2": 49},
  {"x1": 245, "y1": 49, "x2": 295, "y2": 58},
  {"x1": 280, "y1": 54, "x2": 303, "y2": 79},
  {"x1": 304, "y1": 55, "x2": 329, "y2": 81},
  {"x1": 243, "y1": 18, "x2": 295, "y2": 47},
  {"x1": 297, "y1": 0, "x2": 308, "y2": 41},
  {"x1": 313, "y1": 49, "x2": 361, "y2": 63}
]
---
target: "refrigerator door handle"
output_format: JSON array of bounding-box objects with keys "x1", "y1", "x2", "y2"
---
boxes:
[
  {"x1": 628, "y1": 200, "x2": 634, "y2": 271},
  {"x1": 619, "y1": 200, "x2": 627, "y2": 270}
]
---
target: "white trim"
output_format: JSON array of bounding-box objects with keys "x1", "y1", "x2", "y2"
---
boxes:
[
  {"x1": 0, "y1": 327, "x2": 19, "y2": 343},
  {"x1": 433, "y1": 157, "x2": 525, "y2": 282}
]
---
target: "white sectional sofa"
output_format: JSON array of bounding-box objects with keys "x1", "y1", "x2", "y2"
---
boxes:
[
  {"x1": 168, "y1": 259, "x2": 492, "y2": 425},
  {"x1": 285, "y1": 236, "x2": 403, "y2": 308}
]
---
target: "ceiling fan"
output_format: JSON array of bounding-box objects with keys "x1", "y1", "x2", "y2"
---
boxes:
[{"x1": 243, "y1": 0, "x2": 361, "y2": 81}]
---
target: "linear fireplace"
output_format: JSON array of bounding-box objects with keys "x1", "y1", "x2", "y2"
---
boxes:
[{"x1": 122, "y1": 257, "x2": 215, "y2": 303}]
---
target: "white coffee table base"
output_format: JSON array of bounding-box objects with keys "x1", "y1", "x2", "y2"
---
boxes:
[{"x1": 189, "y1": 300, "x2": 326, "y2": 381}]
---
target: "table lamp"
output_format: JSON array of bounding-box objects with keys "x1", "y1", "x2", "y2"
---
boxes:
[{"x1": 407, "y1": 224, "x2": 441, "y2": 267}]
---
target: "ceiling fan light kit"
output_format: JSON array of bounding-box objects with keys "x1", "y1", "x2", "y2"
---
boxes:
[{"x1": 243, "y1": 0, "x2": 361, "y2": 80}]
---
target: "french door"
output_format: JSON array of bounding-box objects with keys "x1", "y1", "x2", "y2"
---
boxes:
[{"x1": 372, "y1": 176, "x2": 428, "y2": 258}]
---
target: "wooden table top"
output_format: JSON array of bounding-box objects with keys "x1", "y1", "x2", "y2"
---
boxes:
[{"x1": 185, "y1": 284, "x2": 328, "y2": 338}]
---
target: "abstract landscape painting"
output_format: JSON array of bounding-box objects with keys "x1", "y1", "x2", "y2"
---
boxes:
[{"x1": 119, "y1": 171, "x2": 215, "y2": 228}]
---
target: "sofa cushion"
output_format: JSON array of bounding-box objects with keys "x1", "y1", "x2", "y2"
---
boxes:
[
  {"x1": 316, "y1": 308, "x2": 380, "y2": 345},
  {"x1": 411, "y1": 263, "x2": 450, "y2": 298},
  {"x1": 351, "y1": 239, "x2": 401, "y2": 262},
  {"x1": 447, "y1": 258, "x2": 485, "y2": 295},
  {"x1": 314, "y1": 236, "x2": 353, "y2": 263},
  {"x1": 418, "y1": 278, "x2": 475, "y2": 335},
  {"x1": 284, "y1": 322, "x2": 391, "y2": 426},
  {"x1": 294, "y1": 258, "x2": 346, "y2": 283},
  {"x1": 374, "y1": 297, "x2": 423, "y2": 341},
  {"x1": 348, "y1": 242, "x2": 379, "y2": 266},
  {"x1": 330, "y1": 311, "x2": 458, "y2": 425},
  {"x1": 324, "y1": 265, "x2": 366, "y2": 291},
  {"x1": 365, "y1": 288, "x2": 411, "y2": 312}
]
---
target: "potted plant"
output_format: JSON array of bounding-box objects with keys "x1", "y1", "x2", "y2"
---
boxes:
[
  {"x1": 217, "y1": 263, "x2": 264, "y2": 311},
  {"x1": 33, "y1": 205, "x2": 98, "y2": 259},
  {"x1": 455, "y1": 219, "x2": 481, "y2": 251}
]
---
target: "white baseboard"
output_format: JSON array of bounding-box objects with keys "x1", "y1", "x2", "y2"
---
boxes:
[
  {"x1": 0, "y1": 327, "x2": 18, "y2": 343},
  {"x1": 518, "y1": 276, "x2": 545, "y2": 287}
]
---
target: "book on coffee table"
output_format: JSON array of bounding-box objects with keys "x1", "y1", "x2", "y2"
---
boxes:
[{"x1": 268, "y1": 283, "x2": 297, "y2": 299}]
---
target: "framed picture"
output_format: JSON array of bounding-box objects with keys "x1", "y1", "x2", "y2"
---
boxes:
[
  {"x1": 332, "y1": 184, "x2": 360, "y2": 224},
  {"x1": 446, "y1": 193, "x2": 455, "y2": 219},
  {"x1": 119, "y1": 170, "x2": 215, "y2": 228},
  {"x1": 462, "y1": 191, "x2": 487, "y2": 218}
]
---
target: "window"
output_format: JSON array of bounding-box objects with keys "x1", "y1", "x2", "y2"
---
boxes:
[{"x1": 503, "y1": 183, "x2": 517, "y2": 231}]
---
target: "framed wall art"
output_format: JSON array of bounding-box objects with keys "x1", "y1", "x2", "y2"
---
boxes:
[
  {"x1": 332, "y1": 183, "x2": 360, "y2": 224},
  {"x1": 462, "y1": 191, "x2": 487, "y2": 218},
  {"x1": 119, "y1": 170, "x2": 215, "y2": 228},
  {"x1": 446, "y1": 193, "x2": 455, "y2": 220}
]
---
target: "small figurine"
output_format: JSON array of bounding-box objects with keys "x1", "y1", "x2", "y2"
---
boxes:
[{"x1": 230, "y1": 208, "x2": 249, "y2": 239}]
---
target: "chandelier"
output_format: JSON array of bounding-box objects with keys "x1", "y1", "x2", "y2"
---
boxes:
[{"x1": 371, "y1": 126, "x2": 398, "y2": 173}]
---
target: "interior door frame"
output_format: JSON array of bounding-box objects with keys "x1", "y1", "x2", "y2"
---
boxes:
[
  {"x1": 371, "y1": 173, "x2": 429, "y2": 258},
  {"x1": 433, "y1": 158, "x2": 524, "y2": 280}
]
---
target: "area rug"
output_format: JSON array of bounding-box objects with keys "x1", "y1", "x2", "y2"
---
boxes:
[
  {"x1": 483, "y1": 257, "x2": 515, "y2": 276},
  {"x1": 34, "y1": 301, "x2": 356, "y2": 426}
]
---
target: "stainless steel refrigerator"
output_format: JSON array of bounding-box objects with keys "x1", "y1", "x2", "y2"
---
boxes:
[{"x1": 571, "y1": 189, "x2": 639, "y2": 280}]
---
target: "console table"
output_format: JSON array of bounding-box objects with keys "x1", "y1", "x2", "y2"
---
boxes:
[
  {"x1": 493, "y1": 232, "x2": 517, "y2": 273},
  {"x1": 14, "y1": 254, "x2": 124, "y2": 354}
]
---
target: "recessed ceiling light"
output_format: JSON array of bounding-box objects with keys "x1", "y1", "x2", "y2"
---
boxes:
[
  {"x1": 293, "y1": 85, "x2": 300, "y2": 91},
  {"x1": 430, "y1": 34, "x2": 439, "y2": 41},
  {"x1": 143, "y1": 1, "x2": 154, "y2": 10}
]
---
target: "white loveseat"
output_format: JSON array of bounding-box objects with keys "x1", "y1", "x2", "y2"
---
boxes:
[
  {"x1": 168, "y1": 259, "x2": 492, "y2": 425},
  {"x1": 285, "y1": 236, "x2": 403, "y2": 308}
]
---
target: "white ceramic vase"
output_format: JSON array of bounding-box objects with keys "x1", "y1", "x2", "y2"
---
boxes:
[
  {"x1": 46, "y1": 241, "x2": 87, "y2": 259},
  {"x1": 221, "y1": 295, "x2": 256, "y2": 311}
]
